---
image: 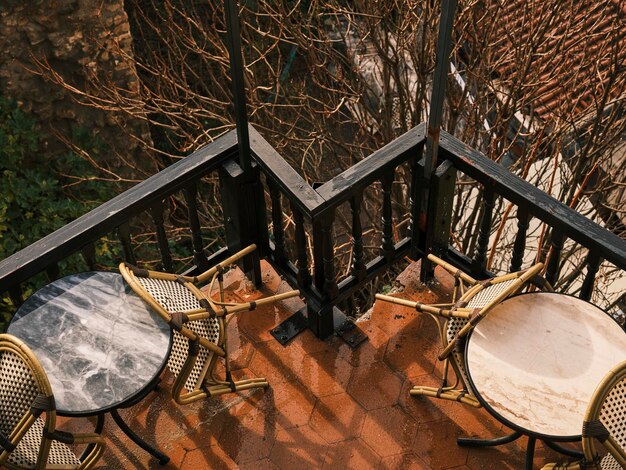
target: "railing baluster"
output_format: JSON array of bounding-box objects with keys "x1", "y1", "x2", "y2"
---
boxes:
[
  {"x1": 472, "y1": 186, "x2": 495, "y2": 273},
  {"x1": 184, "y1": 182, "x2": 209, "y2": 271},
  {"x1": 291, "y1": 202, "x2": 311, "y2": 287},
  {"x1": 545, "y1": 230, "x2": 565, "y2": 286},
  {"x1": 81, "y1": 243, "x2": 97, "y2": 270},
  {"x1": 380, "y1": 170, "x2": 395, "y2": 261},
  {"x1": 268, "y1": 180, "x2": 286, "y2": 263},
  {"x1": 8, "y1": 285, "x2": 23, "y2": 308},
  {"x1": 409, "y1": 154, "x2": 424, "y2": 258},
  {"x1": 510, "y1": 206, "x2": 530, "y2": 273},
  {"x1": 321, "y1": 211, "x2": 338, "y2": 299},
  {"x1": 150, "y1": 200, "x2": 173, "y2": 272},
  {"x1": 580, "y1": 252, "x2": 601, "y2": 301},
  {"x1": 46, "y1": 263, "x2": 60, "y2": 282},
  {"x1": 350, "y1": 192, "x2": 367, "y2": 281},
  {"x1": 312, "y1": 218, "x2": 325, "y2": 291},
  {"x1": 118, "y1": 222, "x2": 136, "y2": 265}
]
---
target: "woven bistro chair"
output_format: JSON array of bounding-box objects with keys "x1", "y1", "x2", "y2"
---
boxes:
[
  {"x1": 542, "y1": 360, "x2": 626, "y2": 469},
  {"x1": 119, "y1": 244, "x2": 300, "y2": 405},
  {"x1": 0, "y1": 333, "x2": 105, "y2": 470},
  {"x1": 375, "y1": 253, "x2": 550, "y2": 408}
]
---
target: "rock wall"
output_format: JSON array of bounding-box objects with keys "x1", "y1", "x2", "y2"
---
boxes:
[{"x1": 0, "y1": 0, "x2": 152, "y2": 165}]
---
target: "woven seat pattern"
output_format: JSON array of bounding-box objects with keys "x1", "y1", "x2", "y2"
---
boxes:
[
  {"x1": 375, "y1": 254, "x2": 548, "y2": 410},
  {"x1": 8, "y1": 417, "x2": 80, "y2": 469},
  {"x1": 0, "y1": 334, "x2": 104, "y2": 470},
  {"x1": 446, "y1": 278, "x2": 518, "y2": 388},
  {"x1": 597, "y1": 377, "x2": 626, "y2": 469},
  {"x1": 0, "y1": 349, "x2": 38, "y2": 438},
  {"x1": 599, "y1": 455, "x2": 621, "y2": 469},
  {"x1": 134, "y1": 277, "x2": 220, "y2": 391},
  {"x1": 135, "y1": 277, "x2": 202, "y2": 313},
  {"x1": 120, "y1": 244, "x2": 300, "y2": 405}
]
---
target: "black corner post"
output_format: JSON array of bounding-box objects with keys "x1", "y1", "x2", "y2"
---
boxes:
[
  {"x1": 418, "y1": 0, "x2": 458, "y2": 282},
  {"x1": 220, "y1": 0, "x2": 267, "y2": 285},
  {"x1": 224, "y1": 0, "x2": 251, "y2": 173}
]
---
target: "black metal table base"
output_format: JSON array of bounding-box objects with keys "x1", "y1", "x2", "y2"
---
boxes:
[
  {"x1": 457, "y1": 430, "x2": 522, "y2": 447},
  {"x1": 79, "y1": 411, "x2": 169, "y2": 465},
  {"x1": 458, "y1": 431, "x2": 583, "y2": 469},
  {"x1": 111, "y1": 409, "x2": 170, "y2": 465},
  {"x1": 542, "y1": 440, "x2": 584, "y2": 459},
  {"x1": 458, "y1": 431, "x2": 533, "y2": 469}
]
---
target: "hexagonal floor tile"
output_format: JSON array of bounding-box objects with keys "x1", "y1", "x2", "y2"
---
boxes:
[
  {"x1": 348, "y1": 361, "x2": 404, "y2": 410},
  {"x1": 309, "y1": 392, "x2": 367, "y2": 443},
  {"x1": 361, "y1": 406, "x2": 419, "y2": 458},
  {"x1": 322, "y1": 438, "x2": 381, "y2": 468},
  {"x1": 413, "y1": 419, "x2": 469, "y2": 469},
  {"x1": 384, "y1": 331, "x2": 439, "y2": 377},
  {"x1": 269, "y1": 424, "x2": 329, "y2": 469},
  {"x1": 299, "y1": 349, "x2": 353, "y2": 397}
]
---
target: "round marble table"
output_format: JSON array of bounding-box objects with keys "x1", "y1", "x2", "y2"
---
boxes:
[
  {"x1": 464, "y1": 292, "x2": 626, "y2": 466},
  {"x1": 9, "y1": 272, "x2": 172, "y2": 463}
]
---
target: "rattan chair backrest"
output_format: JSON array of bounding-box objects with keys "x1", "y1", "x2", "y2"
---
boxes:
[
  {"x1": 133, "y1": 275, "x2": 222, "y2": 391},
  {"x1": 0, "y1": 334, "x2": 54, "y2": 467},
  {"x1": 582, "y1": 360, "x2": 626, "y2": 469}
]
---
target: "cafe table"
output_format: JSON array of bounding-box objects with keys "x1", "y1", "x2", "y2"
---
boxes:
[
  {"x1": 463, "y1": 291, "x2": 626, "y2": 469},
  {"x1": 8, "y1": 271, "x2": 172, "y2": 465}
]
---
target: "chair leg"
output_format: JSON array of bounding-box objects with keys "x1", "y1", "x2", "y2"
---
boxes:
[
  {"x1": 410, "y1": 385, "x2": 481, "y2": 407},
  {"x1": 205, "y1": 377, "x2": 269, "y2": 397}
]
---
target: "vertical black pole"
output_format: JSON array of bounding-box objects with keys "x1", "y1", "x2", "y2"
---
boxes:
[
  {"x1": 419, "y1": 0, "x2": 457, "y2": 279},
  {"x1": 424, "y1": 0, "x2": 457, "y2": 178},
  {"x1": 221, "y1": 0, "x2": 265, "y2": 285},
  {"x1": 224, "y1": 0, "x2": 251, "y2": 173}
]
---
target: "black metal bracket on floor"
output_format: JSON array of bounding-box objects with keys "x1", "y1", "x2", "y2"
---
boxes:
[
  {"x1": 332, "y1": 307, "x2": 368, "y2": 348},
  {"x1": 270, "y1": 307, "x2": 309, "y2": 345},
  {"x1": 270, "y1": 306, "x2": 368, "y2": 349}
]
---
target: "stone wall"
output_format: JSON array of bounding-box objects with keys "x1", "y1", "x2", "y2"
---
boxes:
[{"x1": 0, "y1": 0, "x2": 152, "y2": 166}]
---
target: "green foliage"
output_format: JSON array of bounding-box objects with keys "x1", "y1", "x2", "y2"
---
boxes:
[
  {"x1": 0, "y1": 99, "x2": 74, "y2": 259},
  {"x1": 0, "y1": 98, "x2": 116, "y2": 328}
]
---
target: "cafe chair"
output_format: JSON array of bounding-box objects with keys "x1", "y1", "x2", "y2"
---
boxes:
[
  {"x1": 542, "y1": 359, "x2": 626, "y2": 470},
  {"x1": 375, "y1": 253, "x2": 550, "y2": 408},
  {"x1": 120, "y1": 244, "x2": 300, "y2": 406},
  {"x1": 0, "y1": 333, "x2": 105, "y2": 470}
]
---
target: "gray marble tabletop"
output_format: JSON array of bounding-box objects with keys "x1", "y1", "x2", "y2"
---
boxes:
[{"x1": 9, "y1": 272, "x2": 171, "y2": 416}]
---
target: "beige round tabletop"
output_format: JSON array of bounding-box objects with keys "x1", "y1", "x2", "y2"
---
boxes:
[{"x1": 466, "y1": 292, "x2": 626, "y2": 439}]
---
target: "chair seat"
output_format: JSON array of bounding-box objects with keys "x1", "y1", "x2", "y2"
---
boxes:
[
  {"x1": 133, "y1": 276, "x2": 221, "y2": 392},
  {"x1": 445, "y1": 278, "x2": 518, "y2": 387},
  {"x1": 120, "y1": 244, "x2": 301, "y2": 406},
  {"x1": 599, "y1": 454, "x2": 622, "y2": 470},
  {"x1": 6, "y1": 417, "x2": 80, "y2": 470}
]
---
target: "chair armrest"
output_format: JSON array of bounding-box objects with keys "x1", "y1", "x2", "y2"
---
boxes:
[
  {"x1": 375, "y1": 294, "x2": 471, "y2": 319},
  {"x1": 426, "y1": 254, "x2": 477, "y2": 285},
  {"x1": 196, "y1": 244, "x2": 258, "y2": 283},
  {"x1": 225, "y1": 290, "x2": 301, "y2": 315}
]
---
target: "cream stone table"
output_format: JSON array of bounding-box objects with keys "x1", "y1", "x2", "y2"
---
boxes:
[
  {"x1": 464, "y1": 291, "x2": 626, "y2": 469},
  {"x1": 9, "y1": 271, "x2": 172, "y2": 465}
]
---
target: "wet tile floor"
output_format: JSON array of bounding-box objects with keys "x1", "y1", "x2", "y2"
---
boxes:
[{"x1": 60, "y1": 261, "x2": 572, "y2": 469}]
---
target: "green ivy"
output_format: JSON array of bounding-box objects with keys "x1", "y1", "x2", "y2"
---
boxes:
[{"x1": 0, "y1": 98, "x2": 116, "y2": 329}]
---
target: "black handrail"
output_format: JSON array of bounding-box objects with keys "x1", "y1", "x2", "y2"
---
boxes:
[
  {"x1": 0, "y1": 130, "x2": 238, "y2": 292},
  {"x1": 439, "y1": 130, "x2": 626, "y2": 269},
  {"x1": 0, "y1": 122, "x2": 624, "y2": 337}
]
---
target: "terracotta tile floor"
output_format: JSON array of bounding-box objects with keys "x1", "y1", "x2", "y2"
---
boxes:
[{"x1": 60, "y1": 261, "x2": 572, "y2": 469}]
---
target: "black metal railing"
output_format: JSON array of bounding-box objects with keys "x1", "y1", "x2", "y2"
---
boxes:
[
  {"x1": 1, "y1": 122, "x2": 625, "y2": 338},
  {"x1": 433, "y1": 130, "x2": 626, "y2": 304}
]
